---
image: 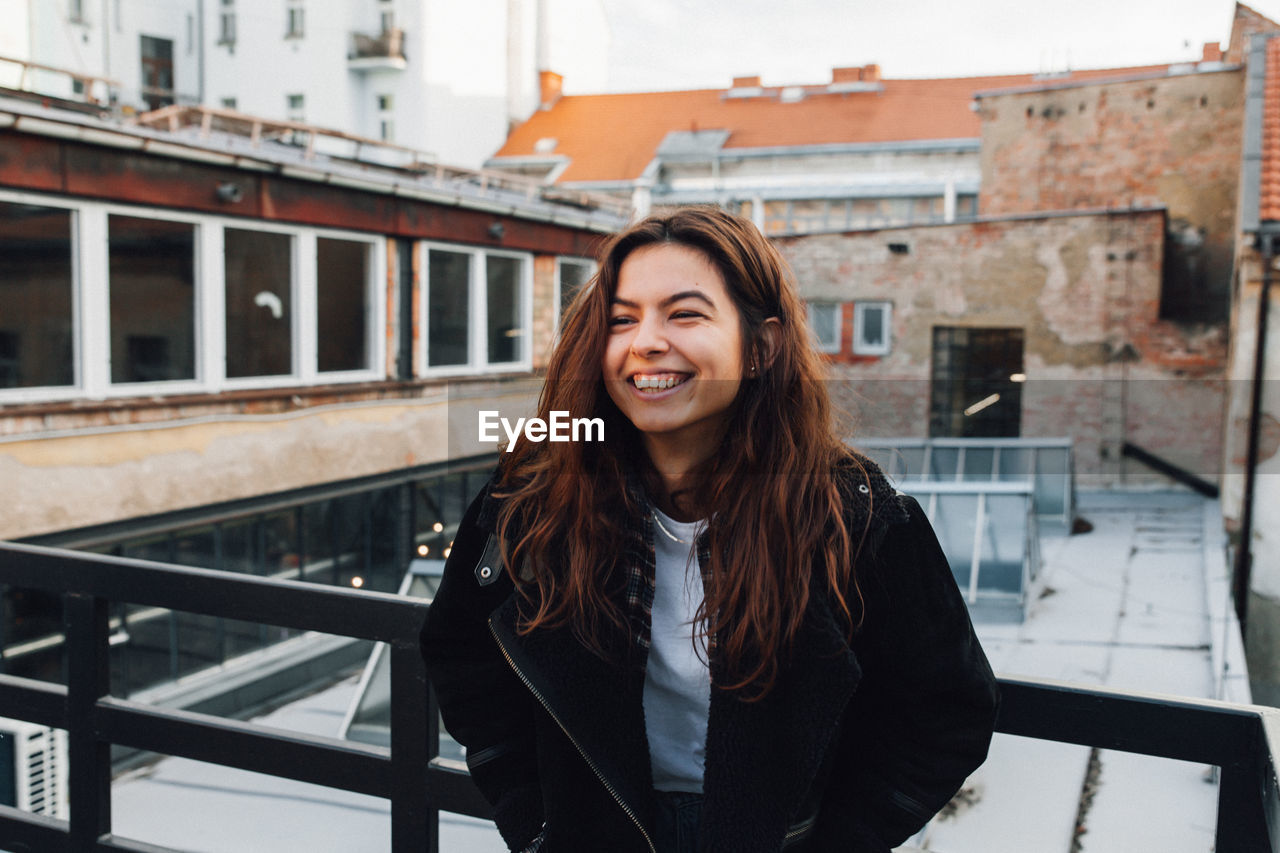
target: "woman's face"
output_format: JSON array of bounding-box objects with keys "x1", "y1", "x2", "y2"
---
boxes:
[{"x1": 603, "y1": 243, "x2": 746, "y2": 455}]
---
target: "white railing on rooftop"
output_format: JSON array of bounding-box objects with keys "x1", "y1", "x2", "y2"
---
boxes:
[{"x1": 855, "y1": 436, "x2": 1076, "y2": 534}]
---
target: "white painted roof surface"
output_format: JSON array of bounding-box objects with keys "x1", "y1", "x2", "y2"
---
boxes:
[
  {"x1": 111, "y1": 490, "x2": 1241, "y2": 852},
  {"x1": 918, "y1": 490, "x2": 1237, "y2": 853},
  {"x1": 112, "y1": 675, "x2": 506, "y2": 853}
]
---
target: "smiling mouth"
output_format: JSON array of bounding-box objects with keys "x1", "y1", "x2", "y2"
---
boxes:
[{"x1": 630, "y1": 373, "x2": 691, "y2": 393}]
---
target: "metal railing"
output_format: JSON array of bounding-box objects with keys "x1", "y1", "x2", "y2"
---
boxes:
[
  {"x1": 856, "y1": 436, "x2": 1076, "y2": 533},
  {"x1": 0, "y1": 542, "x2": 1276, "y2": 852}
]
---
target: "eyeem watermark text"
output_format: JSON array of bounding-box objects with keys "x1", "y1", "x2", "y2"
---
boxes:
[{"x1": 478, "y1": 410, "x2": 604, "y2": 452}]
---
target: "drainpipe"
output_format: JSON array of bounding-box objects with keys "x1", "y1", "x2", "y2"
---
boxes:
[{"x1": 1235, "y1": 231, "x2": 1275, "y2": 634}]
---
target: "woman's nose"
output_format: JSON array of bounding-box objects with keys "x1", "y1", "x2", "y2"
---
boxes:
[{"x1": 630, "y1": 314, "x2": 669, "y2": 357}]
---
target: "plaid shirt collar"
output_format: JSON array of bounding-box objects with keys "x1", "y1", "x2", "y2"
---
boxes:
[{"x1": 620, "y1": 466, "x2": 712, "y2": 657}]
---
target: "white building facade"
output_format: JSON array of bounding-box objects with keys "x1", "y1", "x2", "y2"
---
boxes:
[{"x1": 0, "y1": 0, "x2": 609, "y2": 169}]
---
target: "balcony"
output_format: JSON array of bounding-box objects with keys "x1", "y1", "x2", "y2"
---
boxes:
[
  {"x1": 0, "y1": 541, "x2": 1275, "y2": 852},
  {"x1": 348, "y1": 29, "x2": 407, "y2": 72}
]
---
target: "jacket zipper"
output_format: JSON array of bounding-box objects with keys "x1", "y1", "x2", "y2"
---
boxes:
[
  {"x1": 489, "y1": 618, "x2": 656, "y2": 853},
  {"x1": 781, "y1": 811, "x2": 817, "y2": 848}
]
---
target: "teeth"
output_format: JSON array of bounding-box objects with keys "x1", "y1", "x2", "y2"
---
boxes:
[{"x1": 633, "y1": 374, "x2": 686, "y2": 391}]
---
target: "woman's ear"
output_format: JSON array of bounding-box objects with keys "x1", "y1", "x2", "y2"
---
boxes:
[{"x1": 755, "y1": 317, "x2": 783, "y2": 371}]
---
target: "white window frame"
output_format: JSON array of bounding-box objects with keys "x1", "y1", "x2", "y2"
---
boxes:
[
  {"x1": 419, "y1": 242, "x2": 533, "y2": 377},
  {"x1": 309, "y1": 227, "x2": 386, "y2": 384},
  {"x1": 219, "y1": 220, "x2": 302, "y2": 391},
  {"x1": 806, "y1": 301, "x2": 842, "y2": 354},
  {"x1": 853, "y1": 301, "x2": 892, "y2": 356},
  {"x1": 0, "y1": 190, "x2": 386, "y2": 403},
  {"x1": 99, "y1": 203, "x2": 207, "y2": 399},
  {"x1": 554, "y1": 256, "x2": 596, "y2": 337}
]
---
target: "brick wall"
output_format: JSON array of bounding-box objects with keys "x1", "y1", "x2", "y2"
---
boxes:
[
  {"x1": 975, "y1": 69, "x2": 1244, "y2": 322},
  {"x1": 775, "y1": 209, "x2": 1228, "y2": 485}
]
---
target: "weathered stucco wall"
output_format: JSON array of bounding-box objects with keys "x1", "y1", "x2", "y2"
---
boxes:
[
  {"x1": 0, "y1": 378, "x2": 539, "y2": 540},
  {"x1": 775, "y1": 209, "x2": 1229, "y2": 486},
  {"x1": 976, "y1": 69, "x2": 1244, "y2": 321}
]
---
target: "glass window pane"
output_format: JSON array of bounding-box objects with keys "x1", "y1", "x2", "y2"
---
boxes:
[
  {"x1": 486, "y1": 255, "x2": 522, "y2": 364},
  {"x1": 171, "y1": 528, "x2": 222, "y2": 676},
  {"x1": 807, "y1": 302, "x2": 840, "y2": 352},
  {"x1": 225, "y1": 229, "x2": 293, "y2": 378},
  {"x1": 428, "y1": 250, "x2": 470, "y2": 367},
  {"x1": 109, "y1": 215, "x2": 195, "y2": 383},
  {"x1": 316, "y1": 238, "x2": 369, "y2": 372},
  {"x1": 0, "y1": 202, "x2": 74, "y2": 388},
  {"x1": 860, "y1": 305, "x2": 884, "y2": 348},
  {"x1": 558, "y1": 259, "x2": 592, "y2": 318}
]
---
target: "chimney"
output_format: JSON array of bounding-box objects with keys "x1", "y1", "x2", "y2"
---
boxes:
[
  {"x1": 831, "y1": 67, "x2": 861, "y2": 84},
  {"x1": 1202, "y1": 42, "x2": 1223, "y2": 63},
  {"x1": 539, "y1": 70, "x2": 563, "y2": 110},
  {"x1": 732, "y1": 75, "x2": 761, "y2": 89},
  {"x1": 861, "y1": 63, "x2": 880, "y2": 82}
]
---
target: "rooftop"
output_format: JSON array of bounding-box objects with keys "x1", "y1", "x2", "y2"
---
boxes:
[
  {"x1": 105, "y1": 489, "x2": 1248, "y2": 851},
  {"x1": 494, "y1": 64, "x2": 1184, "y2": 185}
]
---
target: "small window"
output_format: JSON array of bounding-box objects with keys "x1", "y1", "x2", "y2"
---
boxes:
[
  {"x1": 853, "y1": 302, "x2": 891, "y2": 356},
  {"x1": 68, "y1": 0, "x2": 85, "y2": 22},
  {"x1": 221, "y1": 96, "x2": 237, "y2": 110},
  {"x1": 286, "y1": 2, "x2": 304, "y2": 38},
  {"x1": 219, "y1": 4, "x2": 236, "y2": 45},
  {"x1": 377, "y1": 94, "x2": 394, "y2": 141},
  {"x1": 286, "y1": 93, "x2": 305, "y2": 122},
  {"x1": 806, "y1": 302, "x2": 841, "y2": 354}
]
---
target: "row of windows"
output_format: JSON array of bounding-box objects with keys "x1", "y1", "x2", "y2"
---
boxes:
[
  {"x1": 807, "y1": 301, "x2": 893, "y2": 356},
  {"x1": 0, "y1": 193, "x2": 567, "y2": 402},
  {"x1": 216, "y1": 0, "x2": 395, "y2": 45}
]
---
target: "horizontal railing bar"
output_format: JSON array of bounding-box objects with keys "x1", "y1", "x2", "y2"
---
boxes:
[
  {"x1": 0, "y1": 673, "x2": 67, "y2": 728},
  {"x1": 996, "y1": 676, "x2": 1266, "y2": 768},
  {"x1": 895, "y1": 481, "x2": 1035, "y2": 494},
  {"x1": 0, "y1": 804, "x2": 68, "y2": 851},
  {"x1": 428, "y1": 760, "x2": 494, "y2": 819},
  {"x1": 96, "y1": 697, "x2": 392, "y2": 798},
  {"x1": 96, "y1": 832, "x2": 186, "y2": 853},
  {"x1": 0, "y1": 542, "x2": 429, "y2": 643}
]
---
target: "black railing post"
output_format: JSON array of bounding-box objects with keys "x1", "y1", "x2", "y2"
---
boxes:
[
  {"x1": 389, "y1": 641, "x2": 434, "y2": 853},
  {"x1": 1218, "y1": 760, "x2": 1270, "y2": 853},
  {"x1": 64, "y1": 592, "x2": 111, "y2": 850}
]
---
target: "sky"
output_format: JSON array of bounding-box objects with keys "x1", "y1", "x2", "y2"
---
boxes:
[{"x1": 592, "y1": 0, "x2": 1272, "y2": 93}]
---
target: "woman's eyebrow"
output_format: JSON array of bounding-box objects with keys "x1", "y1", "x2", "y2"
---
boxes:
[{"x1": 610, "y1": 290, "x2": 716, "y2": 309}]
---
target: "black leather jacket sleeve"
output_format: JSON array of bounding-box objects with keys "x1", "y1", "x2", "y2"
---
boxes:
[
  {"x1": 419, "y1": 484, "x2": 544, "y2": 851},
  {"x1": 816, "y1": 495, "x2": 1000, "y2": 850}
]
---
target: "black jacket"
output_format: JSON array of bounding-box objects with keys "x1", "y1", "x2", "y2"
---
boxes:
[{"x1": 419, "y1": 462, "x2": 999, "y2": 852}]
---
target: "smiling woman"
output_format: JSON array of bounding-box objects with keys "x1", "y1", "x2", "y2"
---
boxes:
[{"x1": 420, "y1": 206, "x2": 999, "y2": 853}]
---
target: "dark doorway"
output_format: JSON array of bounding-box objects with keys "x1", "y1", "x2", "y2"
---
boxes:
[{"x1": 930, "y1": 326, "x2": 1024, "y2": 437}]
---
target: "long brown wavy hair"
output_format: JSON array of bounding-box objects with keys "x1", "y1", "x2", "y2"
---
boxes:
[{"x1": 494, "y1": 206, "x2": 869, "y2": 697}]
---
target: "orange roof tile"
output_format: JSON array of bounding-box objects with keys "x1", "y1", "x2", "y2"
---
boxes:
[
  {"x1": 496, "y1": 65, "x2": 1173, "y2": 184},
  {"x1": 1261, "y1": 37, "x2": 1280, "y2": 222}
]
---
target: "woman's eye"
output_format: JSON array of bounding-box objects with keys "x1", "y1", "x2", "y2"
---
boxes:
[
  {"x1": 608, "y1": 316, "x2": 634, "y2": 327},
  {"x1": 672, "y1": 310, "x2": 703, "y2": 320}
]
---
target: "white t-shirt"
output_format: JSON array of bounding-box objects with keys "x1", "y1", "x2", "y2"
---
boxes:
[{"x1": 643, "y1": 506, "x2": 711, "y2": 793}]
